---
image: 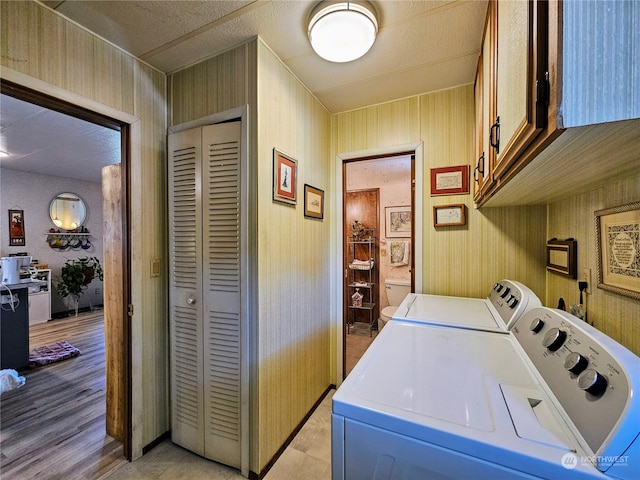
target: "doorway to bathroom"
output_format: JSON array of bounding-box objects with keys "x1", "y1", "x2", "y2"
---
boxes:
[{"x1": 342, "y1": 154, "x2": 415, "y2": 377}]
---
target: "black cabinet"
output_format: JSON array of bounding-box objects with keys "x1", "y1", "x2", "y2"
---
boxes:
[{"x1": 1, "y1": 286, "x2": 29, "y2": 370}]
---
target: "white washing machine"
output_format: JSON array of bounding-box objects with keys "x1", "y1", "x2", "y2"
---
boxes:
[
  {"x1": 332, "y1": 307, "x2": 640, "y2": 479},
  {"x1": 392, "y1": 279, "x2": 541, "y2": 333}
]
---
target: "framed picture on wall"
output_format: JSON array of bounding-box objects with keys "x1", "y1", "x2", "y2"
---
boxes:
[
  {"x1": 385, "y1": 206, "x2": 411, "y2": 237},
  {"x1": 546, "y1": 239, "x2": 577, "y2": 278},
  {"x1": 595, "y1": 201, "x2": 640, "y2": 300},
  {"x1": 303, "y1": 184, "x2": 324, "y2": 219},
  {"x1": 273, "y1": 148, "x2": 297, "y2": 205},
  {"x1": 433, "y1": 204, "x2": 466, "y2": 227},
  {"x1": 8, "y1": 209, "x2": 26, "y2": 246},
  {"x1": 430, "y1": 165, "x2": 470, "y2": 196}
]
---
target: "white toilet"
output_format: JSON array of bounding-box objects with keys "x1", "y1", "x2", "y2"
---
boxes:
[{"x1": 379, "y1": 278, "x2": 411, "y2": 329}]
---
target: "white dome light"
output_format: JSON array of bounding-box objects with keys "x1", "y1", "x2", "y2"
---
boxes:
[{"x1": 308, "y1": 2, "x2": 378, "y2": 63}]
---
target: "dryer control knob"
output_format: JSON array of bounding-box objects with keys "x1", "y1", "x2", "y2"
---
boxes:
[
  {"x1": 578, "y1": 369, "x2": 608, "y2": 396},
  {"x1": 542, "y1": 328, "x2": 567, "y2": 352},
  {"x1": 500, "y1": 287, "x2": 511, "y2": 298},
  {"x1": 494, "y1": 283, "x2": 503, "y2": 292},
  {"x1": 529, "y1": 318, "x2": 545, "y2": 333},
  {"x1": 564, "y1": 352, "x2": 588, "y2": 374},
  {"x1": 507, "y1": 295, "x2": 519, "y2": 309}
]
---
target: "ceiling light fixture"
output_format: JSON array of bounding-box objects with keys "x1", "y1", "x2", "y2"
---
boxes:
[{"x1": 308, "y1": 1, "x2": 378, "y2": 63}]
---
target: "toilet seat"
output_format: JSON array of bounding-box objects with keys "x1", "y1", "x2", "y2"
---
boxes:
[{"x1": 381, "y1": 305, "x2": 397, "y2": 321}]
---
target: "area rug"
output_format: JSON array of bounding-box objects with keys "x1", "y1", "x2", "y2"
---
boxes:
[{"x1": 29, "y1": 341, "x2": 81, "y2": 368}]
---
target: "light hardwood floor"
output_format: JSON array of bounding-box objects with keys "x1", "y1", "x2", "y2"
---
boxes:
[{"x1": 0, "y1": 311, "x2": 126, "y2": 479}]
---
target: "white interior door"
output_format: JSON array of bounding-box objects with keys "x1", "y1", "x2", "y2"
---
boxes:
[
  {"x1": 168, "y1": 126, "x2": 205, "y2": 455},
  {"x1": 168, "y1": 121, "x2": 243, "y2": 469},
  {"x1": 201, "y1": 122, "x2": 242, "y2": 467}
]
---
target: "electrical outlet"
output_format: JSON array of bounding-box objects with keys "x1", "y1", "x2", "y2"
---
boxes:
[{"x1": 578, "y1": 268, "x2": 591, "y2": 294}]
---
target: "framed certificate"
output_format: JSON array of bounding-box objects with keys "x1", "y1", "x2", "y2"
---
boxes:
[
  {"x1": 430, "y1": 165, "x2": 470, "y2": 196},
  {"x1": 596, "y1": 201, "x2": 640, "y2": 299},
  {"x1": 433, "y1": 204, "x2": 466, "y2": 227}
]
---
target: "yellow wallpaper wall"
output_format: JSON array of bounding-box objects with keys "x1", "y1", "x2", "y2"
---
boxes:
[
  {"x1": 332, "y1": 85, "x2": 548, "y2": 301},
  {"x1": 1, "y1": 1, "x2": 168, "y2": 457},
  {"x1": 547, "y1": 173, "x2": 640, "y2": 355},
  {"x1": 256, "y1": 40, "x2": 332, "y2": 472}
]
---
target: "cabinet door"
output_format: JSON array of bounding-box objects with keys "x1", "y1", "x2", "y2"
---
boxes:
[
  {"x1": 474, "y1": 3, "x2": 495, "y2": 200},
  {"x1": 493, "y1": 0, "x2": 547, "y2": 179},
  {"x1": 28, "y1": 292, "x2": 50, "y2": 324}
]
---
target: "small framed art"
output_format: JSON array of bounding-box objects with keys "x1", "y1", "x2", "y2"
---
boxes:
[
  {"x1": 430, "y1": 165, "x2": 470, "y2": 196},
  {"x1": 546, "y1": 239, "x2": 577, "y2": 278},
  {"x1": 273, "y1": 148, "x2": 297, "y2": 205},
  {"x1": 595, "y1": 201, "x2": 640, "y2": 300},
  {"x1": 304, "y1": 184, "x2": 324, "y2": 219},
  {"x1": 433, "y1": 204, "x2": 466, "y2": 227},
  {"x1": 8, "y1": 209, "x2": 26, "y2": 246},
  {"x1": 385, "y1": 206, "x2": 411, "y2": 237}
]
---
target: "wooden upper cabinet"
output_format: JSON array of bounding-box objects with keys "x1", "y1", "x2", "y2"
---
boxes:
[
  {"x1": 492, "y1": 0, "x2": 548, "y2": 179},
  {"x1": 474, "y1": 0, "x2": 639, "y2": 208},
  {"x1": 474, "y1": 0, "x2": 548, "y2": 202},
  {"x1": 473, "y1": 3, "x2": 495, "y2": 201}
]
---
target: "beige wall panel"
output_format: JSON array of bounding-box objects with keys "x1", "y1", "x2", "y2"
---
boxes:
[
  {"x1": 332, "y1": 97, "x2": 421, "y2": 154},
  {"x1": 2, "y1": 1, "x2": 168, "y2": 458},
  {"x1": 134, "y1": 61, "x2": 170, "y2": 440},
  {"x1": 169, "y1": 45, "x2": 250, "y2": 126},
  {"x1": 420, "y1": 87, "x2": 546, "y2": 298},
  {"x1": 547, "y1": 173, "x2": 640, "y2": 355},
  {"x1": 256, "y1": 40, "x2": 331, "y2": 473}
]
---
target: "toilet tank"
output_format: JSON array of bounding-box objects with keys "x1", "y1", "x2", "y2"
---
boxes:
[{"x1": 384, "y1": 278, "x2": 411, "y2": 306}]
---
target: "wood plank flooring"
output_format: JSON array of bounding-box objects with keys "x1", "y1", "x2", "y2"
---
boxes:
[{"x1": 0, "y1": 312, "x2": 126, "y2": 479}]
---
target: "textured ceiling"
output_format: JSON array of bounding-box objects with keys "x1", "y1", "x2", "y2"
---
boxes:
[
  {"x1": 43, "y1": 0, "x2": 488, "y2": 113},
  {"x1": 2, "y1": 1, "x2": 487, "y2": 182}
]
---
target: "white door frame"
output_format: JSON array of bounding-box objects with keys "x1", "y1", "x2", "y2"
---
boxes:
[{"x1": 332, "y1": 142, "x2": 424, "y2": 386}]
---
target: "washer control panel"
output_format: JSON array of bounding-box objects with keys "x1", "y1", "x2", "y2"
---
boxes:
[
  {"x1": 487, "y1": 280, "x2": 541, "y2": 328},
  {"x1": 512, "y1": 307, "x2": 640, "y2": 458}
]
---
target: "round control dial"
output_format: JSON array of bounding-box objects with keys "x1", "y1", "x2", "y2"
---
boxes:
[
  {"x1": 564, "y1": 352, "x2": 589, "y2": 374},
  {"x1": 529, "y1": 318, "x2": 544, "y2": 334},
  {"x1": 542, "y1": 327, "x2": 567, "y2": 352},
  {"x1": 500, "y1": 287, "x2": 511, "y2": 298},
  {"x1": 578, "y1": 369, "x2": 608, "y2": 396}
]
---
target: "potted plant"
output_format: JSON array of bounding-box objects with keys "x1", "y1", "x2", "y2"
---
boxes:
[{"x1": 56, "y1": 256, "x2": 104, "y2": 316}]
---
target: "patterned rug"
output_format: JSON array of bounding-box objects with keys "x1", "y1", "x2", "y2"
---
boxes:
[{"x1": 29, "y1": 341, "x2": 81, "y2": 368}]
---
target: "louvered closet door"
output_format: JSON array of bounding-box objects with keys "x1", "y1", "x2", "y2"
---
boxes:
[
  {"x1": 168, "y1": 121, "x2": 243, "y2": 469},
  {"x1": 168, "y1": 127, "x2": 205, "y2": 455},
  {"x1": 201, "y1": 122, "x2": 242, "y2": 467}
]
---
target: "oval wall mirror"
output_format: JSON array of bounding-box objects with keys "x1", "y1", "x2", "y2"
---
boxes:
[{"x1": 49, "y1": 192, "x2": 87, "y2": 230}]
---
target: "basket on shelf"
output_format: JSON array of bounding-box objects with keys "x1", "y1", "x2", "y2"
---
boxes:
[{"x1": 348, "y1": 259, "x2": 375, "y2": 270}]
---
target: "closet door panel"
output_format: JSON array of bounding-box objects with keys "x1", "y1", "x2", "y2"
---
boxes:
[
  {"x1": 202, "y1": 122, "x2": 242, "y2": 467},
  {"x1": 168, "y1": 127, "x2": 205, "y2": 455}
]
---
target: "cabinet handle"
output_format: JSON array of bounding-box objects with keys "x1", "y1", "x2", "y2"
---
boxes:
[
  {"x1": 474, "y1": 152, "x2": 485, "y2": 182},
  {"x1": 186, "y1": 295, "x2": 196, "y2": 305},
  {"x1": 490, "y1": 117, "x2": 500, "y2": 154}
]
